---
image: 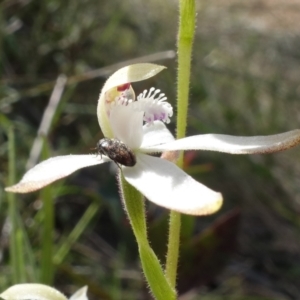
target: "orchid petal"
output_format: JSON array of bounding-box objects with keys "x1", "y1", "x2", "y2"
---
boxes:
[
  {"x1": 97, "y1": 64, "x2": 166, "y2": 138},
  {"x1": 140, "y1": 121, "x2": 175, "y2": 149},
  {"x1": 110, "y1": 105, "x2": 144, "y2": 149},
  {"x1": 69, "y1": 286, "x2": 88, "y2": 300},
  {"x1": 0, "y1": 284, "x2": 67, "y2": 300},
  {"x1": 123, "y1": 154, "x2": 222, "y2": 215},
  {"x1": 143, "y1": 130, "x2": 300, "y2": 154},
  {"x1": 5, "y1": 155, "x2": 109, "y2": 193}
]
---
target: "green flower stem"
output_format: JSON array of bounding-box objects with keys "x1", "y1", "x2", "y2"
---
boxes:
[
  {"x1": 119, "y1": 172, "x2": 176, "y2": 300},
  {"x1": 165, "y1": 211, "x2": 181, "y2": 287},
  {"x1": 7, "y1": 126, "x2": 26, "y2": 283},
  {"x1": 166, "y1": 0, "x2": 196, "y2": 288},
  {"x1": 176, "y1": 0, "x2": 195, "y2": 140}
]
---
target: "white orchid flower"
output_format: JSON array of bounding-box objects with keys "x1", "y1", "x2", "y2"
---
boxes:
[
  {"x1": 69, "y1": 286, "x2": 88, "y2": 300},
  {"x1": 5, "y1": 64, "x2": 300, "y2": 215},
  {"x1": 0, "y1": 284, "x2": 88, "y2": 300}
]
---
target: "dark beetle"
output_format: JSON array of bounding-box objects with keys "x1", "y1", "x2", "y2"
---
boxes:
[{"x1": 96, "y1": 138, "x2": 136, "y2": 167}]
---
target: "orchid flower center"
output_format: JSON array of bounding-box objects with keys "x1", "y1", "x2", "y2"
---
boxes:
[
  {"x1": 106, "y1": 84, "x2": 173, "y2": 126},
  {"x1": 135, "y1": 87, "x2": 173, "y2": 124}
]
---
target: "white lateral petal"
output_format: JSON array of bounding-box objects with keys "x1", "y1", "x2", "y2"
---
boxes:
[
  {"x1": 69, "y1": 286, "x2": 88, "y2": 300},
  {"x1": 0, "y1": 284, "x2": 67, "y2": 300},
  {"x1": 140, "y1": 121, "x2": 175, "y2": 150},
  {"x1": 144, "y1": 130, "x2": 300, "y2": 154},
  {"x1": 110, "y1": 105, "x2": 143, "y2": 149},
  {"x1": 97, "y1": 64, "x2": 166, "y2": 137},
  {"x1": 123, "y1": 154, "x2": 222, "y2": 215},
  {"x1": 5, "y1": 155, "x2": 109, "y2": 193}
]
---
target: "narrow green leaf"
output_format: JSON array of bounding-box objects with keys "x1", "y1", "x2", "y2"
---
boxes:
[
  {"x1": 54, "y1": 199, "x2": 101, "y2": 265},
  {"x1": 40, "y1": 142, "x2": 54, "y2": 284},
  {"x1": 7, "y1": 126, "x2": 26, "y2": 283}
]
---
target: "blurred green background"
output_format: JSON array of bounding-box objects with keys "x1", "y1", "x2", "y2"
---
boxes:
[{"x1": 1, "y1": 0, "x2": 300, "y2": 299}]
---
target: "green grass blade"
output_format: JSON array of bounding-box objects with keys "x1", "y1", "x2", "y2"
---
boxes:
[
  {"x1": 7, "y1": 126, "x2": 26, "y2": 283},
  {"x1": 54, "y1": 199, "x2": 101, "y2": 265},
  {"x1": 40, "y1": 141, "x2": 54, "y2": 284}
]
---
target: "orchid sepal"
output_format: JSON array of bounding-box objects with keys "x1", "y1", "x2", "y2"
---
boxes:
[
  {"x1": 5, "y1": 155, "x2": 109, "y2": 193},
  {"x1": 123, "y1": 154, "x2": 223, "y2": 215},
  {"x1": 141, "y1": 129, "x2": 300, "y2": 154},
  {"x1": 0, "y1": 284, "x2": 67, "y2": 300},
  {"x1": 69, "y1": 286, "x2": 88, "y2": 300}
]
